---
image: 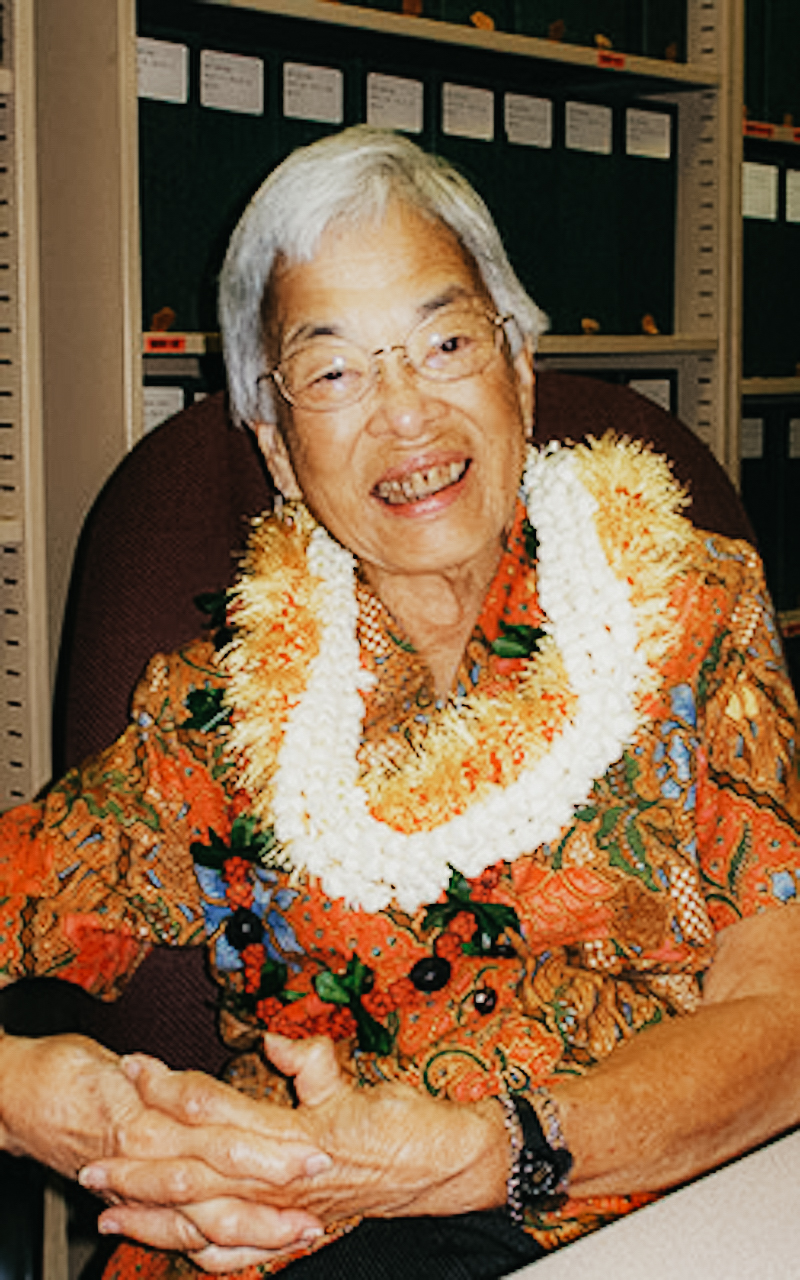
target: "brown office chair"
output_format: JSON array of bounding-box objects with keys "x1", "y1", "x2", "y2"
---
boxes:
[{"x1": 41, "y1": 374, "x2": 755, "y2": 1074}]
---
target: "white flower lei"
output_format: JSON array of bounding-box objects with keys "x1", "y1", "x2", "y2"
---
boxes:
[{"x1": 271, "y1": 444, "x2": 647, "y2": 913}]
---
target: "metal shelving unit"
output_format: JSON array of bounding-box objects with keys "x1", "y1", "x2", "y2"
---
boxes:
[{"x1": 0, "y1": 0, "x2": 49, "y2": 808}]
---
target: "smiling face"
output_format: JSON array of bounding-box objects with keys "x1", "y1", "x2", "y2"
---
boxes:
[{"x1": 256, "y1": 202, "x2": 534, "y2": 589}]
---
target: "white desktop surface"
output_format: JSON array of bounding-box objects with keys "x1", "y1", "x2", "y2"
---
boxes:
[{"x1": 510, "y1": 1130, "x2": 800, "y2": 1279}]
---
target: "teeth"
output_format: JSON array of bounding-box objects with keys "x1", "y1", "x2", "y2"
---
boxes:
[{"x1": 376, "y1": 461, "x2": 467, "y2": 505}]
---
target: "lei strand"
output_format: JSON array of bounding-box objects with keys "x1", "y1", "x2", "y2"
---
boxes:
[{"x1": 270, "y1": 445, "x2": 648, "y2": 913}]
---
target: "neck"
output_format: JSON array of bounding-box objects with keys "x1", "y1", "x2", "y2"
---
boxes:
[{"x1": 363, "y1": 544, "x2": 502, "y2": 696}]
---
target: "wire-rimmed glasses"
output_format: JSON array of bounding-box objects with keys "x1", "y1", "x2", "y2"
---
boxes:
[{"x1": 263, "y1": 302, "x2": 512, "y2": 413}]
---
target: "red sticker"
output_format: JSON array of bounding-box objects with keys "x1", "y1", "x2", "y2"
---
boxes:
[
  {"x1": 744, "y1": 120, "x2": 775, "y2": 139},
  {"x1": 597, "y1": 50, "x2": 626, "y2": 69},
  {"x1": 144, "y1": 334, "x2": 187, "y2": 354}
]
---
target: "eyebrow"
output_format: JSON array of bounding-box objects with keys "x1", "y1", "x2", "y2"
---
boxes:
[{"x1": 281, "y1": 284, "x2": 478, "y2": 353}]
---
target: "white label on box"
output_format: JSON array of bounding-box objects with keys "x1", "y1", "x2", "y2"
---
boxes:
[
  {"x1": 137, "y1": 37, "x2": 189, "y2": 104},
  {"x1": 626, "y1": 108, "x2": 671, "y2": 160},
  {"x1": 786, "y1": 170, "x2": 800, "y2": 224},
  {"x1": 565, "y1": 101, "x2": 613, "y2": 155},
  {"x1": 366, "y1": 73, "x2": 423, "y2": 133},
  {"x1": 627, "y1": 378, "x2": 672, "y2": 413},
  {"x1": 741, "y1": 417, "x2": 764, "y2": 460},
  {"x1": 283, "y1": 63, "x2": 343, "y2": 124},
  {"x1": 143, "y1": 386, "x2": 185, "y2": 435},
  {"x1": 789, "y1": 419, "x2": 800, "y2": 459},
  {"x1": 742, "y1": 162, "x2": 779, "y2": 220},
  {"x1": 504, "y1": 94, "x2": 552, "y2": 148},
  {"x1": 200, "y1": 50, "x2": 264, "y2": 115},
  {"x1": 442, "y1": 83, "x2": 494, "y2": 141}
]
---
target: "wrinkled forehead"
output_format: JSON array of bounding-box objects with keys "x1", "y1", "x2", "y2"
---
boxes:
[{"x1": 260, "y1": 201, "x2": 489, "y2": 353}]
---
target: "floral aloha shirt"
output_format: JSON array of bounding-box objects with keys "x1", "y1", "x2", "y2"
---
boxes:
[{"x1": 1, "y1": 440, "x2": 799, "y2": 1279}]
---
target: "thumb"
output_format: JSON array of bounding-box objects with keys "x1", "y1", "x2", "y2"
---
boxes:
[{"x1": 263, "y1": 1034, "x2": 345, "y2": 1108}]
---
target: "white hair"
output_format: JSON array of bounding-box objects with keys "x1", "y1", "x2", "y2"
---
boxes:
[{"x1": 218, "y1": 125, "x2": 548, "y2": 425}]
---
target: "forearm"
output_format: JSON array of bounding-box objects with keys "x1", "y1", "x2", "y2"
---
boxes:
[{"x1": 554, "y1": 990, "x2": 800, "y2": 1198}]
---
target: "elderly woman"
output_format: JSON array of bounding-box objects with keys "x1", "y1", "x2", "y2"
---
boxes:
[{"x1": 1, "y1": 127, "x2": 800, "y2": 1280}]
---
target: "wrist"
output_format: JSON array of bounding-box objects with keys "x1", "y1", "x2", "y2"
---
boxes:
[{"x1": 498, "y1": 1088, "x2": 573, "y2": 1225}]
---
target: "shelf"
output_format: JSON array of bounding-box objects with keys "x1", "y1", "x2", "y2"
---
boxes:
[
  {"x1": 0, "y1": 69, "x2": 12, "y2": 94},
  {"x1": 200, "y1": 0, "x2": 719, "y2": 88},
  {"x1": 538, "y1": 333, "x2": 718, "y2": 356},
  {"x1": 742, "y1": 376, "x2": 800, "y2": 397}
]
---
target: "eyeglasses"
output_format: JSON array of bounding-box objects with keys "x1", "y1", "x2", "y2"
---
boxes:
[{"x1": 263, "y1": 303, "x2": 512, "y2": 412}]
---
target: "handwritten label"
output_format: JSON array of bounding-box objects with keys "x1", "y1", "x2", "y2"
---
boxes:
[
  {"x1": 504, "y1": 94, "x2": 552, "y2": 148},
  {"x1": 742, "y1": 162, "x2": 778, "y2": 220},
  {"x1": 565, "y1": 101, "x2": 613, "y2": 155},
  {"x1": 366, "y1": 73, "x2": 423, "y2": 133},
  {"x1": 442, "y1": 83, "x2": 494, "y2": 141},
  {"x1": 137, "y1": 37, "x2": 189, "y2": 104},
  {"x1": 143, "y1": 386, "x2": 185, "y2": 435},
  {"x1": 200, "y1": 50, "x2": 264, "y2": 115},
  {"x1": 283, "y1": 62, "x2": 343, "y2": 123},
  {"x1": 786, "y1": 170, "x2": 800, "y2": 224},
  {"x1": 740, "y1": 418, "x2": 764, "y2": 460},
  {"x1": 626, "y1": 108, "x2": 672, "y2": 160}
]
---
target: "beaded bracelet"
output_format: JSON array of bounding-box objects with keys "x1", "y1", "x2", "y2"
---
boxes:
[{"x1": 498, "y1": 1089, "x2": 573, "y2": 1225}]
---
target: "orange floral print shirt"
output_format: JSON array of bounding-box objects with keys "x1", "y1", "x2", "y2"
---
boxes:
[{"x1": 1, "y1": 505, "x2": 799, "y2": 1273}]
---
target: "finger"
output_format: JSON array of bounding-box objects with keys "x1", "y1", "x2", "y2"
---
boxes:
[
  {"x1": 183, "y1": 1197, "x2": 324, "y2": 1252},
  {"x1": 122, "y1": 1056, "x2": 276, "y2": 1131},
  {"x1": 97, "y1": 1199, "x2": 323, "y2": 1256},
  {"x1": 187, "y1": 1246, "x2": 295, "y2": 1274},
  {"x1": 263, "y1": 1034, "x2": 345, "y2": 1107},
  {"x1": 97, "y1": 1204, "x2": 210, "y2": 1251},
  {"x1": 103, "y1": 1105, "x2": 330, "y2": 1182},
  {"x1": 80, "y1": 1144, "x2": 327, "y2": 1204}
]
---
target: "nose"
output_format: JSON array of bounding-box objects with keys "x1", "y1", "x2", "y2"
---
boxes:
[{"x1": 367, "y1": 347, "x2": 436, "y2": 438}]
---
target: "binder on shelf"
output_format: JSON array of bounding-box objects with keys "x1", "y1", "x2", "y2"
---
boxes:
[
  {"x1": 742, "y1": 153, "x2": 800, "y2": 378},
  {"x1": 619, "y1": 104, "x2": 677, "y2": 337},
  {"x1": 639, "y1": 0, "x2": 686, "y2": 63},
  {"x1": 745, "y1": 0, "x2": 766, "y2": 122},
  {"x1": 763, "y1": 0, "x2": 800, "y2": 127},
  {"x1": 740, "y1": 397, "x2": 800, "y2": 621}
]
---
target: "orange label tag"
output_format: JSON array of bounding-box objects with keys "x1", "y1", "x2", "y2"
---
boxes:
[
  {"x1": 597, "y1": 50, "x2": 625, "y2": 69},
  {"x1": 744, "y1": 120, "x2": 775, "y2": 138},
  {"x1": 144, "y1": 333, "x2": 187, "y2": 354}
]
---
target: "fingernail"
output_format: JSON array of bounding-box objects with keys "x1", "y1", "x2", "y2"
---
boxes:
[
  {"x1": 98, "y1": 1218, "x2": 120, "y2": 1236},
  {"x1": 78, "y1": 1166, "x2": 107, "y2": 1191},
  {"x1": 305, "y1": 1153, "x2": 333, "y2": 1177},
  {"x1": 120, "y1": 1055, "x2": 142, "y2": 1080},
  {"x1": 301, "y1": 1227, "x2": 324, "y2": 1243}
]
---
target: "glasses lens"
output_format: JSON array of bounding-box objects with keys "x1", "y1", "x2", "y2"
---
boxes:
[
  {"x1": 410, "y1": 308, "x2": 501, "y2": 382},
  {"x1": 281, "y1": 340, "x2": 370, "y2": 410}
]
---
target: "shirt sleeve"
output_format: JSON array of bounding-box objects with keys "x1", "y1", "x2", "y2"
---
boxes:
[
  {"x1": 695, "y1": 540, "x2": 800, "y2": 929},
  {"x1": 0, "y1": 639, "x2": 231, "y2": 999}
]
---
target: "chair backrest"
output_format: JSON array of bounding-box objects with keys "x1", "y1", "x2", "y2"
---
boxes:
[{"x1": 53, "y1": 374, "x2": 755, "y2": 1073}]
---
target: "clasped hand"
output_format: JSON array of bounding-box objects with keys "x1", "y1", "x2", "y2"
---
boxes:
[{"x1": 77, "y1": 1033, "x2": 505, "y2": 1272}]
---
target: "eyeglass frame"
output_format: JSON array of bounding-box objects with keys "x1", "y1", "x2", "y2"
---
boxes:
[{"x1": 258, "y1": 303, "x2": 515, "y2": 413}]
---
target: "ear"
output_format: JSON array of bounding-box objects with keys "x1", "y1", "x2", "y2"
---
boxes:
[
  {"x1": 252, "y1": 421, "x2": 303, "y2": 501},
  {"x1": 513, "y1": 344, "x2": 535, "y2": 441}
]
